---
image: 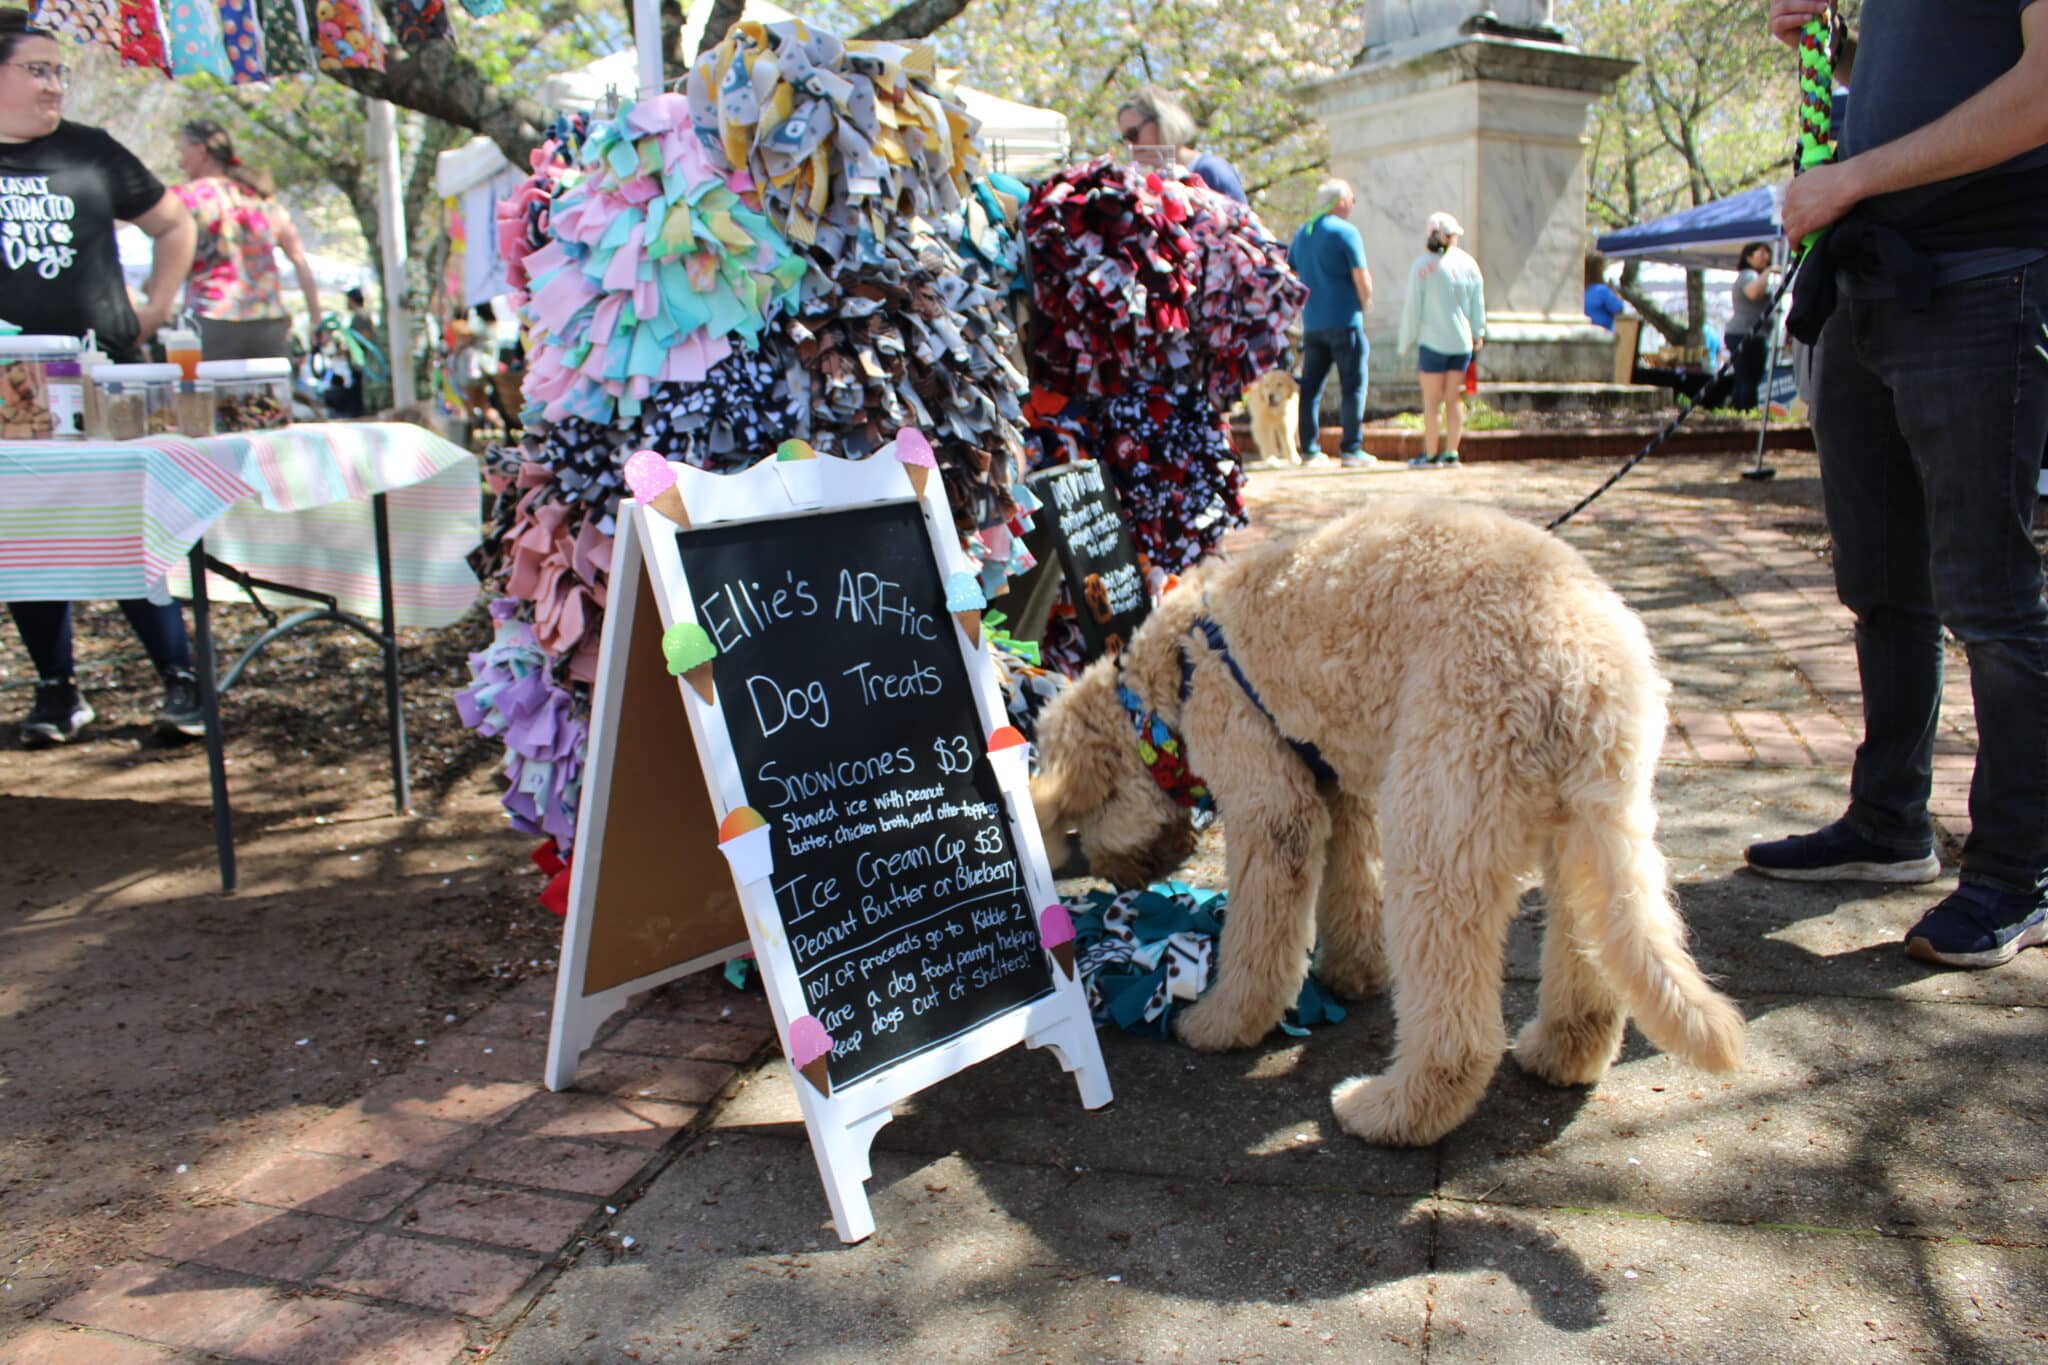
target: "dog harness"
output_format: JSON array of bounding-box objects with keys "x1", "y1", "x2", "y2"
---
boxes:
[{"x1": 1115, "y1": 610, "x2": 1336, "y2": 813}]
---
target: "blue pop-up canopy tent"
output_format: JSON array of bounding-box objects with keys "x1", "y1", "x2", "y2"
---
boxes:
[{"x1": 1595, "y1": 185, "x2": 1784, "y2": 271}]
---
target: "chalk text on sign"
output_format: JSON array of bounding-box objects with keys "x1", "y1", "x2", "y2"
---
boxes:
[
  {"x1": 697, "y1": 570, "x2": 820, "y2": 653},
  {"x1": 835, "y1": 571, "x2": 937, "y2": 639}
]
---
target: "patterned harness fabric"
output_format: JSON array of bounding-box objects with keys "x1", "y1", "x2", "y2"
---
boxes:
[{"x1": 1115, "y1": 608, "x2": 1335, "y2": 815}]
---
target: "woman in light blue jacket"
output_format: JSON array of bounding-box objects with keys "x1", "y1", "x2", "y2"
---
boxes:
[{"x1": 1397, "y1": 211, "x2": 1487, "y2": 466}]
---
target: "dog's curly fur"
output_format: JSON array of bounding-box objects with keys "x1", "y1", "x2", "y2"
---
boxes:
[{"x1": 1033, "y1": 495, "x2": 1744, "y2": 1146}]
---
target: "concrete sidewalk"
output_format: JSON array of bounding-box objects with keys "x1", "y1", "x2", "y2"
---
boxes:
[{"x1": 23, "y1": 451, "x2": 2048, "y2": 1362}]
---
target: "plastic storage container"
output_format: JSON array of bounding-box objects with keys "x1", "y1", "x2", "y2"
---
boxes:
[
  {"x1": 196, "y1": 358, "x2": 293, "y2": 433},
  {"x1": 0, "y1": 335, "x2": 82, "y2": 439},
  {"x1": 91, "y1": 363, "x2": 182, "y2": 440},
  {"x1": 174, "y1": 379, "x2": 216, "y2": 437}
]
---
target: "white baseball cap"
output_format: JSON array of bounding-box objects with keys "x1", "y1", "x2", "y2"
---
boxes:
[{"x1": 1426, "y1": 211, "x2": 1465, "y2": 238}]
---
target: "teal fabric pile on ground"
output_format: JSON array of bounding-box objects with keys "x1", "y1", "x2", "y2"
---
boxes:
[{"x1": 1066, "y1": 881, "x2": 1348, "y2": 1038}]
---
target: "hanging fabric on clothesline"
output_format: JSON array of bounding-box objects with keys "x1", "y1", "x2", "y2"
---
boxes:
[
  {"x1": 27, "y1": 0, "x2": 121, "y2": 51},
  {"x1": 313, "y1": 0, "x2": 383, "y2": 71},
  {"x1": 258, "y1": 0, "x2": 313, "y2": 74},
  {"x1": 115, "y1": 0, "x2": 171, "y2": 72},
  {"x1": 217, "y1": 0, "x2": 268, "y2": 82},
  {"x1": 162, "y1": 0, "x2": 234, "y2": 81},
  {"x1": 393, "y1": 0, "x2": 451, "y2": 49}
]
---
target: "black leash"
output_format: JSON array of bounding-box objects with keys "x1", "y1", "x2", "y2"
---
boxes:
[{"x1": 1546, "y1": 255, "x2": 1806, "y2": 532}]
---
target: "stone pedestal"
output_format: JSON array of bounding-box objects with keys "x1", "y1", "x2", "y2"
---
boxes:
[{"x1": 1293, "y1": 29, "x2": 1632, "y2": 400}]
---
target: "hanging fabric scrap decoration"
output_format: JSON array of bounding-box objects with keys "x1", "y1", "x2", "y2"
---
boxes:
[{"x1": 461, "y1": 20, "x2": 1054, "y2": 902}]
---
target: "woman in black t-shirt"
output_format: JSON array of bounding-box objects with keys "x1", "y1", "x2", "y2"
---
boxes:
[{"x1": 1, "y1": 9, "x2": 207, "y2": 746}]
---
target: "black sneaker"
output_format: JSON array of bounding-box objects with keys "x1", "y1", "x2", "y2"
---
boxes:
[
  {"x1": 19, "y1": 680, "x2": 94, "y2": 747},
  {"x1": 1744, "y1": 818, "x2": 1940, "y2": 884},
  {"x1": 155, "y1": 669, "x2": 206, "y2": 739}
]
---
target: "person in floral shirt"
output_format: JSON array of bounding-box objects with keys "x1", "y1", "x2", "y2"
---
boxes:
[{"x1": 173, "y1": 119, "x2": 320, "y2": 359}]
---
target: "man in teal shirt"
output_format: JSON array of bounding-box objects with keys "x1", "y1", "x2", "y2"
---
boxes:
[{"x1": 1287, "y1": 179, "x2": 1375, "y2": 465}]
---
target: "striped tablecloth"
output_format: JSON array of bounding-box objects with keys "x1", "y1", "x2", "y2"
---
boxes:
[
  {"x1": 0, "y1": 437, "x2": 258, "y2": 601},
  {"x1": 1, "y1": 423, "x2": 483, "y2": 629}
]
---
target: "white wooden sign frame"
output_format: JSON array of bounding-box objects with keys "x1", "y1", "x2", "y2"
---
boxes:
[{"x1": 549, "y1": 444, "x2": 1110, "y2": 1242}]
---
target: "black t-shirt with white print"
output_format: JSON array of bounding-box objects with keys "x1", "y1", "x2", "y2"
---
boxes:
[{"x1": 0, "y1": 121, "x2": 165, "y2": 362}]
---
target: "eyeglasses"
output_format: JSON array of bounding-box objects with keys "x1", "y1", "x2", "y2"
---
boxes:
[
  {"x1": 4, "y1": 61, "x2": 71, "y2": 88},
  {"x1": 1118, "y1": 118, "x2": 1154, "y2": 145}
]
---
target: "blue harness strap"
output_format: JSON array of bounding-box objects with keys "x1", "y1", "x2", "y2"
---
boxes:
[{"x1": 1183, "y1": 614, "x2": 1338, "y2": 786}]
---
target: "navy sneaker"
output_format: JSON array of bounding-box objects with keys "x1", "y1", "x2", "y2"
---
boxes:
[
  {"x1": 1904, "y1": 882, "x2": 2048, "y2": 968},
  {"x1": 1744, "y1": 819, "x2": 1940, "y2": 884}
]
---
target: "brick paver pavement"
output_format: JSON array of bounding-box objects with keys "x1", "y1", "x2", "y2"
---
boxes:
[{"x1": 19, "y1": 446, "x2": 2002, "y2": 1363}]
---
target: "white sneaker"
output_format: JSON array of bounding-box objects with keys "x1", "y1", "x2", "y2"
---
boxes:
[{"x1": 1338, "y1": 451, "x2": 1376, "y2": 468}]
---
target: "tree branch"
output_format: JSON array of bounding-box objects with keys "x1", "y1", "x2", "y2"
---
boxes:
[
  {"x1": 322, "y1": 39, "x2": 548, "y2": 164},
  {"x1": 855, "y1": 0, "x2": 974, "y2": 41}
]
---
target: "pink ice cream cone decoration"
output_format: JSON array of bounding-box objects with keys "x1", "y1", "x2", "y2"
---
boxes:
[
  {"x1": 789, "y1": 1013, "x2": 834, "y2": 1096},
  {"x1": 623, "y1": 449, "x2": 689, "y2": 526},
  {"x1": 893, "y1": 426, "x2": 936, "y2": 497},
  {"x1": 1039, "y1": 905, "x2": 1077, "y2": 981},
  {"x1": 986, "y1": 725, "x2": 1030, "y2": 788},
  {"x1": 717, "y1": 806, "x2": 773, "y2": 885}
]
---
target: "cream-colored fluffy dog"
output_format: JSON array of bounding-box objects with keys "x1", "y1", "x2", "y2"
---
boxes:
[
  {"x1": 1243, "y1": 369, "x2": 1302, "y2": 467},
  {"x1": 1032, "y1": 496, "x2": 1743, "y2": 1146}
]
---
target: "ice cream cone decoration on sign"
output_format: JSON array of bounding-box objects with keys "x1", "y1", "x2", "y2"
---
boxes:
[
  {"x1": 893, "y1": 425, "x2": 936, "y2": 498},
  {"x1": 773, "y1": 439, "x2": 821, "y2": 506},
  {"x1": 1039, "y1": 905, "x2": 1077, "y2": 982},
  {"x1": 717, "y1": 806, "x2": 774, "y2": 885},
  {"x1": 624, "y1": 449, "x2": 690, "y2": 527},
  {"x1": 986, "y1": 725, "x2": 1029, "y2": 790},
  {"x1": 789, "y1": 1014, "x2": 834, "y2": 1097},
  {"x1": 945, "y1": 572, "x2": 987, "y2": 647},
  {"x1": 661, "y1": 620, "x2": 718, "y2": 704}
]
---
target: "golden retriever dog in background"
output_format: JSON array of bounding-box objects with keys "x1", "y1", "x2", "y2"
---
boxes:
[
  {"x1": 1243, "y1": 369, "x2": 1302, "y2": 468},
  {"x1": 1032, "y1": 496, "x2": 1743, "y2": 1146}
]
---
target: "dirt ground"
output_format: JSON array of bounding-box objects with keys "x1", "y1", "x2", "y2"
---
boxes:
[{"x1": 0, "y1": 600, "x2": 565, "y2": 1336}]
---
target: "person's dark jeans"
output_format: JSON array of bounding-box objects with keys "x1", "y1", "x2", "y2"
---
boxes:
[
  {"x1": 1297, "y1": 325, "x2": 1368, "y2": 455},
  {"x1": 1730, "y1": 331, "x2": 1768, "y2": 410},
  {"x1": 6, "y1": 599, "x2": 194, "y2": 682},
  {"x1": 1811, "y1": 262, "x2": 2048, "y2": 894}
]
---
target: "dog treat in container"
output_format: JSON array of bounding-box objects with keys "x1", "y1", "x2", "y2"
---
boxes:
[
  {"x1": 174, "y1": 379, "x2": 216, "y2": 437},
  {"x1": 0, "y1": 335, "x2": 81, "y2": 439},
  {"x1": 92, "y1": 363, "x2": 182, "y2": 440},
  {"x1": 197, "y1": 358, "x2": 292, "y2": 433}
]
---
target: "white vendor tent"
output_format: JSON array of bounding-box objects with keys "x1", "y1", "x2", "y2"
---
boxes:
[{"x1": 435, "y1": 0, "x2": 1068, "y2": 308}]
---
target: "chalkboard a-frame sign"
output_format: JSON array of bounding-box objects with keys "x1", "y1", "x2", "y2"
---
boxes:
[
  {"x1": 546, "y1": 438, "x2": 1110, "y2": 1243},
  {"x1": 1021, "y1": 460, "x2": 1151, "y2": 659}
]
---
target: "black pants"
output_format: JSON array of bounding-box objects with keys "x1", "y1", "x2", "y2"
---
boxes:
[
  {"x1": 6, "y1": 599, "x2": 192, "y2": 683},
  {"x1": 1730, "y1": 331, "x2": 1768, "y2": 410}
]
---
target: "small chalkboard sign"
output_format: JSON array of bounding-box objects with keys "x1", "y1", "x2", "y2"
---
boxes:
[
  {"x1": 678, "y1": 501, "x2": 1054, "y2": 1089},
  {"x1": 1024, "y1": 461, "x2": 1149, "y2": 658},
  {"x1": 553, "y1": 440, "x2": 1109, "y2": 1244}
]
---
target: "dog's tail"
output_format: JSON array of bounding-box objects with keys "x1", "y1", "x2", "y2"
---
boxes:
[{"x1": 1552, "y1": 670, "x2": 1744, "y2": 1075}]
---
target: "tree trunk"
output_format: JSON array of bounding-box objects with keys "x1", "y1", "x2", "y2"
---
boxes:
[
  {"x1": 1684, "y1": 269, "x2": 1706, "y2": 351},
  {"x1": 1616, "y1": 260, "x2": 1686, "y2": 345},
  {"x1": 855, "y1": 0, "x2": 975, "y2": 40}
]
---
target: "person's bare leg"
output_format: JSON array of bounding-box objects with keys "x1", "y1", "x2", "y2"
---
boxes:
[
  {"x1": 1445, "y1": 370, "x2": 1466, "y2": 455},
  {"x1": 1418, "y1": 372, "x2": 1447, "y2": 456}
]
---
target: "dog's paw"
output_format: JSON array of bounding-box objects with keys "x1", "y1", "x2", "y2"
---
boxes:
[
  {"x1": 1173, "y1": 997, "x2": 1271, "y2": 1052},
  {"x1": 1511, "y1": 1014, "x2": 1623, "y2": 1087},
  {"x1": 1331, "y1": 1073, "x2": 1465, "y2": 1147},
  {"x1": 1314, "y1": 955, "x2": 1388, "y2": 1002}
]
